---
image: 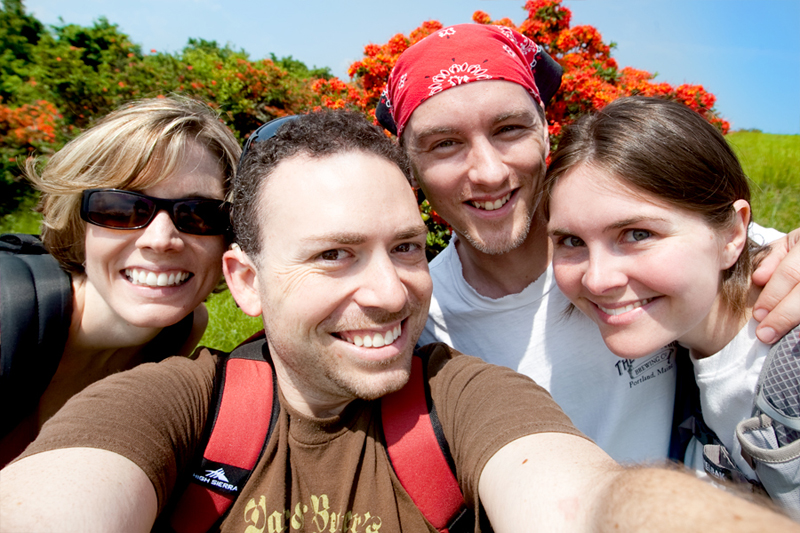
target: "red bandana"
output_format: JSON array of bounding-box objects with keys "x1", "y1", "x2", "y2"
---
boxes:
[{"x1": 379, "y1": 24, "x2": 545, "y2": 137}]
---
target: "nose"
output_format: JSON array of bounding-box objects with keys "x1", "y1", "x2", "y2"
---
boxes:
[
  {"x1": 581, "y1": 248, "x2": 628, "y2": 295},
  {"x1": 136, "y1": 210, "x2": 184, "y2": 252},
  {"x1": 354, "y1": 253, "x2": 408, "y2": 313},
  {"x1": 467, "y1": 137, "x2": 510, "y2": 188}
]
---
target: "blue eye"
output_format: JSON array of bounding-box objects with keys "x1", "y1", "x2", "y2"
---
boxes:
[{"x1": 624, "y1": 229, "x2": 651, "y2": 242}]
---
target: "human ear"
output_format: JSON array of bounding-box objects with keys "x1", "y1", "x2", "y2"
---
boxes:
[
  {"x1": 539, "y1": 103, "x2": 550, "y2": 160},
  {"x1": 721, "y1": 199, "x2": 751, "y2": 269},
  {"x1": 222, "y1": 243, "x2": 263, "y2": 317}
]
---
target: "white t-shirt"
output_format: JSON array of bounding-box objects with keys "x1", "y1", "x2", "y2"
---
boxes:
[
  {"x1": 419, "y1": 236, "x2": 676, "y2": 464},
  {"x1": 688, "y1": 318, "x2": 768, "y2": 479}
]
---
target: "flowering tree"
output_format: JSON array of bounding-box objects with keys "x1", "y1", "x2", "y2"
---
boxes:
[
  {"x1": 315, "y1": 0, "x2": 729, "y2": 138},
  {"x1": 1, "y1": 0, "x2": 731, "y2": 229},
  {"x1": 0, "y1": 98, "x2": 61, "y2": 212}
]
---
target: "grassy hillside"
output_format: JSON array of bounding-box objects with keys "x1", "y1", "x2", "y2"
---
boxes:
[
  {"x1": 2, "y1": 132, "x2": 798, "y2": 351},
  {"x1": 727, "y1": 131, "x2": 800, "y2": 233}
]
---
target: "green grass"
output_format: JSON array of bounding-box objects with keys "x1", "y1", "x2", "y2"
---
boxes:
[
  {"x1": 727, "y1": 132, "x2": 800, "y2": 233},
  {"x1": 200, "y1": 289, "x2": 263, "y2": 352},
  {"x1": 0, "y1": 194, "x2": 42, "y2": 234},
  {"x1": 2, "y1": 132, "x2": 798, "y2": 352}
]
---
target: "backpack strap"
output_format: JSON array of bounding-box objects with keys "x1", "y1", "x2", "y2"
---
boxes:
[
  {"x1": 170, "y1": 342, "x2": 469, "y2": 533},
  {"x1": 734, "y1": 326, "x2": 800, "y2": 517},
  {"x1": 753, "y1": 326, "x2": 800, "y2": 438},
  {"x1": 668, "y1": 343, "x2": 721, "y2": 462},
  {"x1": 0, "y1": 234, "x2": 72, "y2": 438},
  {"x1": 169, "y1": 333, "x2": 279, "y2": 533},
  {"x1": 381, "y1": 354, "x2": 471, "y2": 533}
]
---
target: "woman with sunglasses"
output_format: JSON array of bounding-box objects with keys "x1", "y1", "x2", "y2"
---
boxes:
[
  {"x1": 542, "y1": 96, "x2": 799, "y2": 512},
  {"x1": 0, "y1": 97, "x2": 240, "y2": 466}
]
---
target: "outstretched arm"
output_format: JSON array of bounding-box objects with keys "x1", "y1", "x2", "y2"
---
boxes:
[
  {"x1": 753, "y1": 228, "x2": 800, "y2": 343},
  {"x1": 479, "y1": 433, "x2": 799, "y2": 532},
  {"x1": 0, "y1": 448, "x2": 157, "y2": 533}
]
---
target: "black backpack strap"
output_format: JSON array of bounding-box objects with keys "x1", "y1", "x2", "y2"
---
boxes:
[
  {"x1": 668, "y1": 344, "x2": 721, "y2": 462},
  {"x1": 381, "y1": 354, "x2": 472, "y2": 533},
  {"x1": 169, "y1": 332, "x2": 279, "y2": 533},
  {"x1": 0, "y1": 234, "x2": 72, "y2": 437}
]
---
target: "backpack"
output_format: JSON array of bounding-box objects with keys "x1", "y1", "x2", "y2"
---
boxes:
[
  {"x1": 677, "y1": 327, "x2": 800, "y2": 520},
  {"x1": 168, "y1": 333, "x2": 472, "y2": 533},
  {"x1": 735, "y1": 326, "x2": 800, "y2": 520},
  {"x1": 0, "y1": 234, "x2": 73, "y2": 438}
]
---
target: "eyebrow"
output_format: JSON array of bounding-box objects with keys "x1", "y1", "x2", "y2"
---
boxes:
[
  {"x1": 300, "y1": 224, "x2": 428, "y2": 245},
  {"x1": 549, "y1": 215, "x2": 672, "y2": 236}
]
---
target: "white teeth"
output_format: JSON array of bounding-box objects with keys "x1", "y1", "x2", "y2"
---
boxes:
[
  {"x1": 372, "y1": 333, "x2": 386, "y2": 348},
  {"x1": 471, "y1": 192, "x2": 511, "y2": 211},
  {"x1": 343, "y1": 324, "x2": 402, "y2": 349},
  {"x1": 125, "y1": 268, "x2": 191, "y2": 288},
  {"x1": 598, "y1": 298, "x2": 654, "y2": 316}
]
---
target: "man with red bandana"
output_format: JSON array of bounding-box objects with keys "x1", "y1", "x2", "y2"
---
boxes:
[{"x1": 377, "y1": 23, "x2": 800, "y2": 465}]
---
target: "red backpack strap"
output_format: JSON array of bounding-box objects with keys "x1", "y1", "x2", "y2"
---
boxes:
[
  {"x1": 169, "y1": 333, "x2": 279, "y2": 533},
  {"x1": 381, "y1": 354, "x2": 471, "y2": 532}
]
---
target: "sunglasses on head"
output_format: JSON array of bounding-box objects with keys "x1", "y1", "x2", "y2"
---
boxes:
[
  {"x1": 238, "y1": 115, "x2": 301, "y2": 171},
  {"x1": 80, "y1": 188, "x2": 231, "y2": 236}
]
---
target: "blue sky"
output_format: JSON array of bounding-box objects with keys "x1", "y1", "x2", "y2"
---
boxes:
[{"x1": 23, "y1": 0, "x2": 800, "y2": 134}]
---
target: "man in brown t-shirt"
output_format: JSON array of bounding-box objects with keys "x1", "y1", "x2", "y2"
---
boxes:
[{"x1": 1, "y1": 111, "x2": 798, "y2": 533}]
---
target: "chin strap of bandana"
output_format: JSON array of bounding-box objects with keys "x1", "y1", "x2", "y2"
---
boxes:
[{"x1": 376, "y1": 24, "x2": 563, "y2": 137}]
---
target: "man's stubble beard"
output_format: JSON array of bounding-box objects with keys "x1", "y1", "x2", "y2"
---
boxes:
[{"x1": 460, "y1": 208, "x2": 535, "y2": 256}]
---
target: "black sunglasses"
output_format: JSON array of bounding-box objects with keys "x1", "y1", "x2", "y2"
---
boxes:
[
  {"x1": 238, "y1": 115, "x2": 301, "y2": 172},
  {"x1": 80, "y1": 188, "x2": 231, "y2": 236}
]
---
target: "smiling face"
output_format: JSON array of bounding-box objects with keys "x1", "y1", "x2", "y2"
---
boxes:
[
  {"x1": 232, "y1": 150, "x2": 431, "y2": 414},
  {"x1": 404, "y1": 80, "x2": 549, "y2": 255},
  {"x1": 547, "y1": 165, "x2": 744, "y2": 359},
  {"x1": 82, "y1": 141, "x2": 227, "y2": 329}
]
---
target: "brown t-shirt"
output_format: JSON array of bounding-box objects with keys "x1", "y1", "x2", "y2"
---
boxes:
[{"x1": 20, "y1": 342, "x2": 585, "y2": 532}]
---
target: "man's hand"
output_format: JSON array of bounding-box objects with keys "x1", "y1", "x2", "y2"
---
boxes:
[{"x1": 753, "y1": 228, "x2": 800, "y2": 343}]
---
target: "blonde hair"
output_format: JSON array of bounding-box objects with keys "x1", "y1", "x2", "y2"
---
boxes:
[{"x1": 26, "y1": 96, "x2": 241, "y2": 273}]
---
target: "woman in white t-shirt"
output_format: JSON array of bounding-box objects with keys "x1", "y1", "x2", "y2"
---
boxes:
[{"x1": 541, "y1": 96, "x2": 799, "y2": 512}]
